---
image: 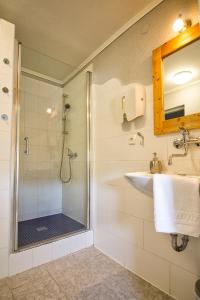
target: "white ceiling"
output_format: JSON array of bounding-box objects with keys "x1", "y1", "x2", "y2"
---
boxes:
[
  {"x1": 0, "y1": 0, "x2": 155, "y2": 80},
  {"x1": 21, "y1": 46, "x2": 71, "y2": 81}
]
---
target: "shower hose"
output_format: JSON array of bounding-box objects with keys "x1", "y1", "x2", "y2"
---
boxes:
[{"x1": 59, "y1": 132, "x2": 72, "y2": 183}]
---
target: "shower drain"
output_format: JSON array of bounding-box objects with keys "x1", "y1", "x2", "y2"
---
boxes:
[{"x1": 36, "y1": 226, "x2": 48, "y2": 232}]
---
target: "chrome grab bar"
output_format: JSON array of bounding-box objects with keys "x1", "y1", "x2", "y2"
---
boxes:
[{"x1": 24, "y1": 137, "x2": 29, "y2": 155}]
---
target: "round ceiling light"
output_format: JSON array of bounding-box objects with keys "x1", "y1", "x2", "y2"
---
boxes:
[{"x1": 173, "y1": 71, "x2": 193, "y2": 85}]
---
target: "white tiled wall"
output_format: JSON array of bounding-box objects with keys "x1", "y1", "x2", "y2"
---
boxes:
[
  {"x1": 92, "y1": 0, "x2": 200, "y2": 299},
  {"x1": 18, "y1": 76, "x2": 63, "y2": 220},
  {"x1": 62, "y1": 71, "x2": 88, "y2": 225},
  {"x1": 9, "y1": 231, "x2": 93, "y2": 276},
  {"x1": 0, "y1": 18, "x2": 14, "y2": 279}
]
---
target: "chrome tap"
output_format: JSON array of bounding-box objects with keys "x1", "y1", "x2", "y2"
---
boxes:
[{"x1": 168, "y1": 127, "x2": 200, "y2": 165}]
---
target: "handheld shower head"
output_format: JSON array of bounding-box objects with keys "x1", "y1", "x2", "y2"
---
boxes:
[
  {"x1": 62, "y1": 92, "x2": 71, "y2": 121},
  {"x1": 62, "y1": 103, "x2": 71, "y2": 122},
  {"x1": 64, "y1": 103, "x2": 71, "y2": 110}
]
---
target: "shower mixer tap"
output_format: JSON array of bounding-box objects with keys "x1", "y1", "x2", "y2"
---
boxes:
[{"x1": 67, "y1": 148, "x2": 77, "y2": 159}]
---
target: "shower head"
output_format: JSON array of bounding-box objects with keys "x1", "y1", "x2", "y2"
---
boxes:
[
  {"x1": 64, "y1": 103, "x2": 71, "y2": 110},
  {"x1": 62, "y1": 93, "x2": 70, "y2": 111}
]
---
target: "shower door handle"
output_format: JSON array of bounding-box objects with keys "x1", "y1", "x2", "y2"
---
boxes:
[{"x1": 24, "y1": 137, "x2": 29, "y2": 155}]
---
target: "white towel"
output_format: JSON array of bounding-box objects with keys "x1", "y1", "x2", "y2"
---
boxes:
[{"x1": 153, "y1": 174, "x2": 200, "y2": 237}]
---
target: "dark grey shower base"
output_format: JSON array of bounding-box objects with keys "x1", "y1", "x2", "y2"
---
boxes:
[{"x1": 18, "y1": 213, "x2": 86, "y2": 248}]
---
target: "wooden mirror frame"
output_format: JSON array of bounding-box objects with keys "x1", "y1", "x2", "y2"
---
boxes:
[{"x1": 153, "y1": 23, "x2": 200, "y2": 135}]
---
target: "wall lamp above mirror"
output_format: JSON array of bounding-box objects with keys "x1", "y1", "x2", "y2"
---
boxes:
[
  {"x1": 172, "y1": 14, "x2": 192, "y2": 33},
  {"x1": 153, "y1": 23, "x2": 200, "y2": 135}
]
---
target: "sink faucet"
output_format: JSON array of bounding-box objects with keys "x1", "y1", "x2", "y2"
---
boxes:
[
  {"x1": 168, "y1": 127, "x2": 200, "y2": 165},
  {"x1": 168, "y1": 147, "x2": 188, "y2": 165}
]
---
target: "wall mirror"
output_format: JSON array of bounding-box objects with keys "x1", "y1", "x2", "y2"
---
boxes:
[{"x1": 153, "y1": 23, "x2": 200, "y2": 135}]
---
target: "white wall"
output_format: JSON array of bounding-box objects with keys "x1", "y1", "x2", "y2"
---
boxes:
[
  {"x1": 62, "y1": 71, "x2": 88, "y2": 225},
  {"x1": 92, "y1": 0, "x2": 200, "y2": 299},
  {"x1": 18, "y1": 75, "x2": 63, "y2": 221}
]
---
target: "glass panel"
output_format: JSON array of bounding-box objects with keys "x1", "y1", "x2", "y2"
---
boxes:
[
  {"x1": 17, "y1": 46, "x2": 89, "y2": 249},
  {"x1": 62, "y1": 72, "x2": 88, "y2": 226},
  {"x1": 163, "y1": 39, "x2": 200, "y2": 120}
]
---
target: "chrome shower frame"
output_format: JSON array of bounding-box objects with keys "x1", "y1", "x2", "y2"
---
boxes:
[
  {"x1": 11, "y1": 41, "x2": 21, "y2": 252},
  {"x1": 11, "y1": 43, "x2": 92, "y2": 251},
  {"x1": 86, "y1": 71, "x2": 91, "y2": 230}
]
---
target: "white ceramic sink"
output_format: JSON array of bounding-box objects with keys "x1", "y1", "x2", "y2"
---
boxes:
[
  {"x1": 125, "y1": 172, "x2": 153, "y2": 197},
  {"x1": 125, "y1": 172, "x2": 200, "y2": 197}
]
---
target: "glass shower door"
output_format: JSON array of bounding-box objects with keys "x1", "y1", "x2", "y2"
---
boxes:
[{"x1": 14, "y1": 45, "x2": 90, "y2": 250}]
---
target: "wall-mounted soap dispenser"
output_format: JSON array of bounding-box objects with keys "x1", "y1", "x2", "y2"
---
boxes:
[{"x1": 121, "y1": 83, "x2": 146, "y2": 123}]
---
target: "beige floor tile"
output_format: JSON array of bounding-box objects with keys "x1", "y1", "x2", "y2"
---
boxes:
[
  {"x1": 44, "y1": 247, "x2": 173, "y2": 299},
  {"x1": 14, "y1": 292, "x2": 66, "y2": 300},
  {"x1": 44, "y1": 254, "x2": 74, "y2": 274},
  {"x1": 103, "y1": 270, "x2": 172, "y2": 300},
  {"x1": 47, "y1": 252, "x2": 124, "y2": 295},
  {"x1": 73, "y1": 282, "x2": 124, "y2": 300},
  {"x1": 72, "y1": 246, "x2": 102, "y2": 261},
  {"x1": 6, "y1": 267, "x2": 48, "y2": 289},
  {"x1": 0, "y1": 279, "x2": 13, "y2": 300},
  {"x1": 0, "y1": 278, "x2": 8, "y2": 288},
  {"x1": 1, "y1": 247, "x2": 173, "y2": 300},
  {"x1": 12, "y1": 275, "x2": 66, "y2": 299}
]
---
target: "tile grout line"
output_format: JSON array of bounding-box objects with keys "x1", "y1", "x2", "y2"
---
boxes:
[{"x1": 44, "y1": 266, "x2": 65, "y2": 296}]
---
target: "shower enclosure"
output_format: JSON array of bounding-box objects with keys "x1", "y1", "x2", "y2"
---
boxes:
[{"x1": 12, "y1": 43, "x2": 90, "y2": 250}]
